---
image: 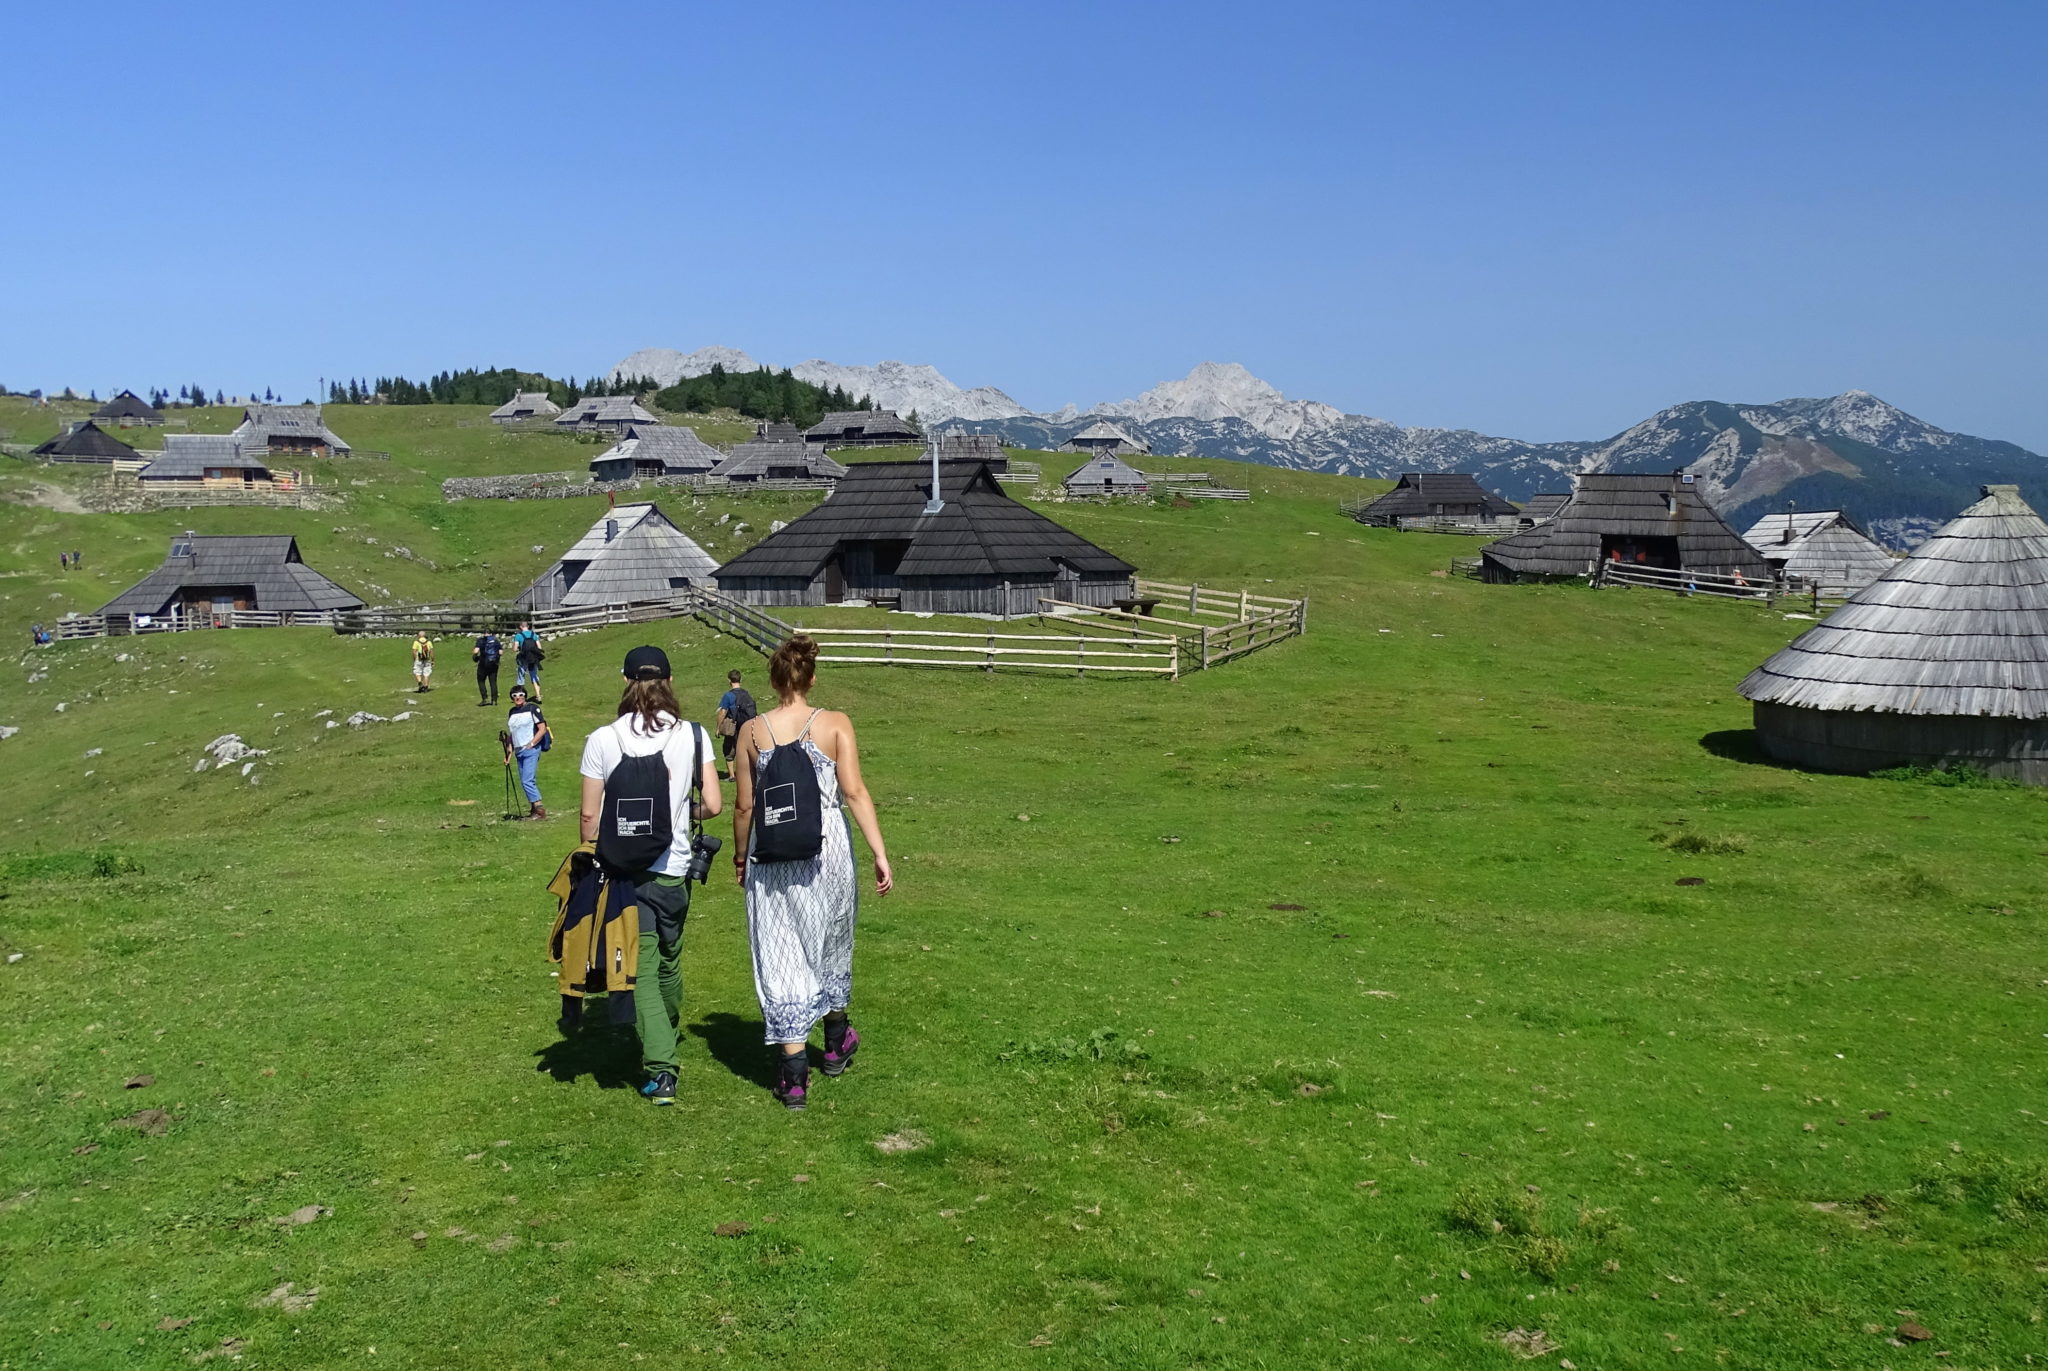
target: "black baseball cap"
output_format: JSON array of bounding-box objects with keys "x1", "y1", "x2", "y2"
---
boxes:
[{"x1": 623, "y1": 645, "x2": 671, "y2": 680}]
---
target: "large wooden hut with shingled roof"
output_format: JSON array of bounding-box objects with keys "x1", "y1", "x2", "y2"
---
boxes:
[
  {"x1": 1351, "y1": 472, "x2": 1518, "y2": 526},
  {"x1": 1480, "y1": 473, "x2": 1771, "y2": 583},
  {"x1": 99, "y1": 532, "x2": 363, "y2": 621},
  {"x1": 489, "y1": 391, "x2": 562, "y2": 424},
  {"x1": 1737, "y1": 484, "x2": 2048, "y2": 783},
  {"x1": 589, "y1": 423, "x2": 724, "y2": 481},
  {"x1": 232, "y1": 404, "x2": 350, "y2": 456},
  {"x1": 710, "y1": 438, "x2": 847, "y2": 484},
  {"x1": 1743, "y1": 511, "x2": 1896, "y2": 597},
  {"x1": 517, "y1": 503, "x2": 718, "y2": 612},
  {"x1": 1062, "y1": 421, "x2": 1149, "y2": 457},
  {"x1": 1062, "y1": 453, "x2": 1149, "y2": 498},
  {"x1": 802, "y1": 410, "x2": 919, "y2": 449},
  {"x1": 33, "y1": 421, "x2": 140, "y2": 464},
  {"x1": 136, "y1": 434, "x2": 275, "y2": 485},
  {"x1": 715, "y1": 459, "x2": 1135, "y2": 616},
  {"x1": 555, "y1": 396, "x2": 659, "y2": 433},
  {"x1": 91, "y1": 391, "x2": 163, "y2": 427}
]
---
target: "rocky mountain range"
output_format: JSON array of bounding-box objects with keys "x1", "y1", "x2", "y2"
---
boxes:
[{"x1": 609, "y1": 347, "x2": 2047, "y2": 546}]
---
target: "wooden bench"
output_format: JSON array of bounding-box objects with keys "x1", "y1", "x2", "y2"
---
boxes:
[{"x1": 1114, "y1": 596, "x2": 1163, "y2": 616}]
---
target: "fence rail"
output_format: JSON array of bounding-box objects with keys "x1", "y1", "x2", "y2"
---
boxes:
[
  {"x1": 1592, "y1": 560, "x2": 1776, "y2": 601},
  {"x1": 1179, "y1": 486, "x2": 1250, "y2": 501}
]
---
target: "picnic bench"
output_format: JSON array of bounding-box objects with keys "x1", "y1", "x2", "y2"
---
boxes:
[{"x1": 1114, "y1": 596, "x2": 1163, "y2": 616}]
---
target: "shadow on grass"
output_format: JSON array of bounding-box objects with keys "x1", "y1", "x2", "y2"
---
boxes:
[
  {"x1": 533, "y1": 1014, "x2": 640, "y2": 1091},
  {"x1": 1699, "y1": 728, "x2": 1790, "y2": 769},
  {"x1": 688, "y1": 1011, "x2": 779, "y2": 1088}
]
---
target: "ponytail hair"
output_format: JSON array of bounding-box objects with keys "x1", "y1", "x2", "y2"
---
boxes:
[
  {"x1": 616, "y1": 677, "x2": 682, "y2": 734},
  {"x1": 768, "y1": 633, "x2": 818, "y2": 699}
]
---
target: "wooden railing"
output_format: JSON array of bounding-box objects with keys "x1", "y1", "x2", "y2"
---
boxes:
[
  {"x1": 1143, "y1": 471, "x2": 1212, "y2": 484},
  {"x1": 1392, "y1": 515, "x2": 1520, "y2": 535},
  {"x1": 1179, "y1": 486, "x2": 1250, "y2": 501},
  {"x1": 1592, "y1": 561, "x2": 1776, "y2": 601}
]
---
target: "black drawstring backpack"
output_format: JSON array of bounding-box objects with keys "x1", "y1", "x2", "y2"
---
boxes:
[
  {"x1": 596, "y1": 724, "x2": 698, "y2": 875},
  {"x1": 751, "y1": 710, "x2": 825, "y2": 863}
]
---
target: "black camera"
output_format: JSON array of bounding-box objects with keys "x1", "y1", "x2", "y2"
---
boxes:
[{"x1": 684, "y1": 832, "x2": 723, "y2": 885}]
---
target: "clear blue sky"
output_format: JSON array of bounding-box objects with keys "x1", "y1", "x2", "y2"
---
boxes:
[{"x1": 6, "y1": 0, "x2": 2045, "y2": 447}]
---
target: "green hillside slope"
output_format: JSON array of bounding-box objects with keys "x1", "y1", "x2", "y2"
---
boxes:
[{"x1": 1, "y1": 402, "x2": 2043, "y2": 1369}]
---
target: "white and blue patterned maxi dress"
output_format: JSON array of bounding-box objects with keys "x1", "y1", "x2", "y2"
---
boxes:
[{"x1": 746, "y1": 716, "x2": 858, "y2": 1045}]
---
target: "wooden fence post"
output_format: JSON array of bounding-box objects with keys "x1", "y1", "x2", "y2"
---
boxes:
[{"x1": 1188, "y1": 584, "x2": 1199, "y2": 614}]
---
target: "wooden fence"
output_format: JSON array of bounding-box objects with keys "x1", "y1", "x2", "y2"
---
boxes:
[
  {"x1": 1179, "y1": 486, "x2": 1251, "y2": 501},
  {"x1": 49, "y1": 580, "x2": 1305, "y2": 678},
  {"x1": 1587, "y1": 559, "x2": 1842, "y2": 606}
]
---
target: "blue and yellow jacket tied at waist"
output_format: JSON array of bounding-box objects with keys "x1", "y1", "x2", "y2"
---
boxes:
[{"x1": 546, "y1": 844, "x2": 640, "y2": 997}]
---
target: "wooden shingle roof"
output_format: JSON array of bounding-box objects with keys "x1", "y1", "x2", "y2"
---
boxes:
[
  {"x1": 1520, "y1": 493, "x2": 1570, "y2": 523},
  {"x1": 1738, "y1": 485, "x2": 2048, "y2": 720},
  {"x1": 520, "y1": 503, "x2": 719, "y2": 609},
  {"x1": 1068, "y1": 420, "x2": 1148, "y2": 452},
  {"x1": 935, "y1": 432, "x2": 1008, "y2": 461},
  {"x1": 91, "y1": 391, "x2": 162, "y2": 422},
  {"x1": 138, "y1": 434, "x2": 272, "y2": 480},
  {"x1": 32, "y1": 421, "x2": 139, "y2": 461},
  {"x1": 99, "y1": 533, "x2": 363, "y2": 617},
  {"x1": 710, "y1": 440, "x2": 848, "y2": 481},
  {"x1": 555, "y1": 396, "x2": 658, "y2": 426},
  {"x1": 489, "y1": 391, "x2": 562, "y2": 419},
  {"x1": 1481, "y1": 473, "x2": 1771, "y2": 579},
  {"x1": 234, "y1": 404, "x2": 350, "y2": 451},
  {"x1": 802, "y1": 410, "x2": 919, "y2": 443},
  {"x1": 1356, "y1": 472, "x2": 1518, "y2": 521},
  {"x1": 1062, "y1": 454, "x2": 1149, "y2": 491},
  {"x1": 716, "y1": 460, "x2": 1134, "y2": 582},
  {"x1": 591, "y1": 423, "x2": 724, "y2": 475}
]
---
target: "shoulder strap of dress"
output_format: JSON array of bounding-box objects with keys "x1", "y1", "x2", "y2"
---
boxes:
[
  {"x1": 759, "y1": 712, "x2": 783, "y2": 747},
  {"x1": 797, "y1": 708, "x2": 823, "y2": 742}
]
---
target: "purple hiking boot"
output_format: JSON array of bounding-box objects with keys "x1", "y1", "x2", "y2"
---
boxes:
[
  {"x1": 774, "y1": 1052, "x2": 808, "y2": 1110},
  {"x1": 821, "y1": 1024, "x2": 860, "y2": 1077}
]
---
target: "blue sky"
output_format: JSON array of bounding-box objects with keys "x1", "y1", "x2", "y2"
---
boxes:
[{"x1": 5, "y1": 0, "x2": 2045, "y2": 447}]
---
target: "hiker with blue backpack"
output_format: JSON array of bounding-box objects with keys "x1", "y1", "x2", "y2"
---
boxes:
[
  {"x1": 578, "y1": 646, "x2": 723, "y2": 1107},
  {"x1": 731, "y1": 634, "x2": 893, "y2": 1110}
]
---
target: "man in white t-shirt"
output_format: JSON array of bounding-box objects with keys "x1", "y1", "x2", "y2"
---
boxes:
[{"x1": 578, "y1": 645, "x2": 723, "y2": 1106}]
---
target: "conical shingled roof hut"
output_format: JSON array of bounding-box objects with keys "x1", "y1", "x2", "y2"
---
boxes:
[
  {"x1": 92, "y1": 391, "x2": 163, "y2": 425},
  {"x1": 33, "y1": 420, "x2": 139, "y2": 462},
  {"x1": 1749, "y1": 512, "x2": 1897, "y2": 597},
  {"x1": 1737, "y1": 484, "x2": 2048, "y2": 783},
  {"x1": 517, "y1": 503, "x2": 718, "y2": 611},
  {"x1": 1480, "y1": 473, "x2": 1770, "y2": 582}
]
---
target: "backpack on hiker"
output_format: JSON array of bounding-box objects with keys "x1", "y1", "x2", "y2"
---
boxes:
[
  {"x1": 750, "y1": 713, "x2": 825, "y2": 863},
  {"x1": 595, "y1": 724, "x2": 699, "y2": 875},
  {"x1": 722, "y1": 688, "x2": 757, "y2": 736},
  {"x1": 478, "y1": 634, "x2": 502, "y2": 664}
]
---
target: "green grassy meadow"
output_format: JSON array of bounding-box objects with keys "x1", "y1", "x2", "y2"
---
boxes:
[{"x1": 1, "y1": 399, "x2": 2045, "y2": 1369}]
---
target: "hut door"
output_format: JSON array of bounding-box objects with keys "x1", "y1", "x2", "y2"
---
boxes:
[
  {"x1": 1054, "y1": 562, "x2": 1080, "y2": 603},
  {"x1": 824, "y1": 559, "x2": 847, "y2": 604}
]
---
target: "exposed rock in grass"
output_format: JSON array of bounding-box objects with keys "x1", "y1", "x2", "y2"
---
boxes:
[
  {"x1": 156, "y1": 1316, "x2": 193, "y2": 1331},
  {"x1": 272, "y1": 1204, "x2": 330, "y2": 1226},
  {"x1": 123, "y1": 1074, "x2": 153, "y2": 1089},
  {"x1": 713, "y1": 1220, "x2": 751, "y2": 1237},
  {"x1": 0, "y1": 726, "x2": 18, "y2": 741},
  {"x1": 345, "y1": 711, "x2": 388, "y2": 729},
  {"x1": 114, "y1": 1108, "x2": 170, "y2": 1136},
  {"x1": 1498, "y1": 1327, "x2": 1560, "y2": 1359},
  {"x1": 874, "y1": 1130, "x2": 931, "y2": 1154},
  {"x1": 253, "y1": 1282, "x2": 319, "y2": 1313}
]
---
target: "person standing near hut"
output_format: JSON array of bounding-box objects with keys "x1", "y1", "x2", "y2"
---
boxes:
[
  {"x1": 731, "y1": 634, "x2": 893, "y2": 1110},
  {"x1": 504, "y1": 686, "x2": 550, "y2": 819},
  {"x1": 411, "y1": 631, "x2": 435, "y2": 692},
  {"x1": 579, "y1": 646, "x2": 722, "y2": 1106}
]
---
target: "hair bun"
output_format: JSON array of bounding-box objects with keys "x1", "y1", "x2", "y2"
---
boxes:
[{"x1": 769, "y1": 633, "x2": 820, "y2": 695}]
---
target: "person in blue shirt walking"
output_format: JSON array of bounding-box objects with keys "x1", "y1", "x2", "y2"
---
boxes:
[
  {"x1": 503, "y1": 686, "x2": 550, "y2": 820},
  {"x1": 714, "y1": 668, "x2": 756, "y2": 779}
]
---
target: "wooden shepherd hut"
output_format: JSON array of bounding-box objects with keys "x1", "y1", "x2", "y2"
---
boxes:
[
  {"x1": 710, "y1": 438, "x2": 848, "y2": 484},
  {"x1": 935, "y1": 431, "x2": 1010, "y2": 469},
  {"x1": 1062, "y1": 453, "x2": 1149, "y2": 498},
  {"x1": 98, "y1": 532, "x2": 363, "y2": 621},
  {"x1": 1737, "y1": 484, "x2": 2048, "y2": 783},
  {"x1": 32, "y1": 420, "x2": 140, "y2": 463},
  {"x1": 489, "y1": 391, "x2": 562, "y2": 424},
  {"x1": 232, "y1": 404, "x2": 350, "y2": 456},
  {"x1": 715, "y1": 459, "x2": 1135, "y2": 616},
  {"x1": 1061, "y1": 421, "x2": 1149, "y2": 457},
  {"x1": 91, "y1": 391, "x2": 164, "y2": 426},
  {"x1": 1351, "y1": 472, "x2": 1518, "y2": 526},
  {"x1": 589, "y1": 423, "x2": 724, "y2": 481},
  {"x1": 517, "y1": 503, "x2": 718, "y2": 612},
  {"x1": 554, "y1": 396, "x2": 659, "y2": 433},
  {"x1": 1519, "y1": 493, "x2": 1570, "y2": 524},
  {"x1": 136, "y1": 434, "x2": 276, "y2": 485},
  {"x1": 802, "y1": 410, "x2": 919, "y2": 449},
  {"x1": 1480, "y1": 473, "x2": 1772, "y2": 583},
  {"x1": 1742, "y1": 511, "x2": 1895, "y2": 596}
]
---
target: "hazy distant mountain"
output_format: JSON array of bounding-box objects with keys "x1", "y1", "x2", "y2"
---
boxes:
[{"x1": 610, "y1": 347, "x2": 2046, "y2": 545}]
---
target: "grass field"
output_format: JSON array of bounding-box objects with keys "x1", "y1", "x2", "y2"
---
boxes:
[{"x1": 1, "y1": 400, "x2": 2044, "y2": 1369}]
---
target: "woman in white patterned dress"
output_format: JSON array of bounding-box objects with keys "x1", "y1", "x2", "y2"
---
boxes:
[{"x1": 732, "y1": 634, "x2": 894, "y2": 1109}]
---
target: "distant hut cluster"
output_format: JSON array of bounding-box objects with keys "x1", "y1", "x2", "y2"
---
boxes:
[
  {"x1": 98, "y1": 532, "x2": 363, "y2": 623},
  {"x1": 1481, "y1": 473, "x2": 1772, "y2": 583},
  {"x1": 802, "y1": 410, "x2": 920, "y2": 450},
  {"x1": 1351, "y1": 472, "x2": 1520, "y2": 528},
  {"x1": 1739, "y1": 485, "x2": 2048, "y2": 784},
  {"x1": 711, "y1": 430, "x2": 849, "y2": 484},
  {"x1": 517, "y1": 504, "x2": 718, "y2": 612},
  {"x1": 91, "y1": 391, "x2": 164, "y2": 427},
  {"x1": 1062, "y1": 454, "x2": 1149, "y2": 498},
  {"x1": 1741, "y1": 511, "x2": 1895, "y2": 597},
  {"x1": 1061, "y1": 421, "x2": 1149, "y2": 457},
  {"x1": 716, "y1": 459, "x2": 1135, "y2": 616}
]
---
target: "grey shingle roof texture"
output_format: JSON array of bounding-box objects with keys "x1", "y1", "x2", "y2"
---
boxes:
[
  {"x1": 98, "y1": 534, "x2": 363, "y2": 616},
  {"x1": 33, "y1": 421, "x2": 139, "y2": 461},
  {"x1": 1482, "y1": 474, "x2": 1771, "y2": 578},
  {"x1": 1357, "y1": 472, "x2": 1518, "y2": 520}
]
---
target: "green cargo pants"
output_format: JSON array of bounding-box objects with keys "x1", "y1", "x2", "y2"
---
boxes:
[{"x1": 631, "y1": 873, "x2": 693, "y2": 1079}]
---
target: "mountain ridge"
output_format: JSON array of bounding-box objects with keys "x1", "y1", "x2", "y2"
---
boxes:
[{"x1": 608, "y1": 346, "x2": 2047, "y2": 545}]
